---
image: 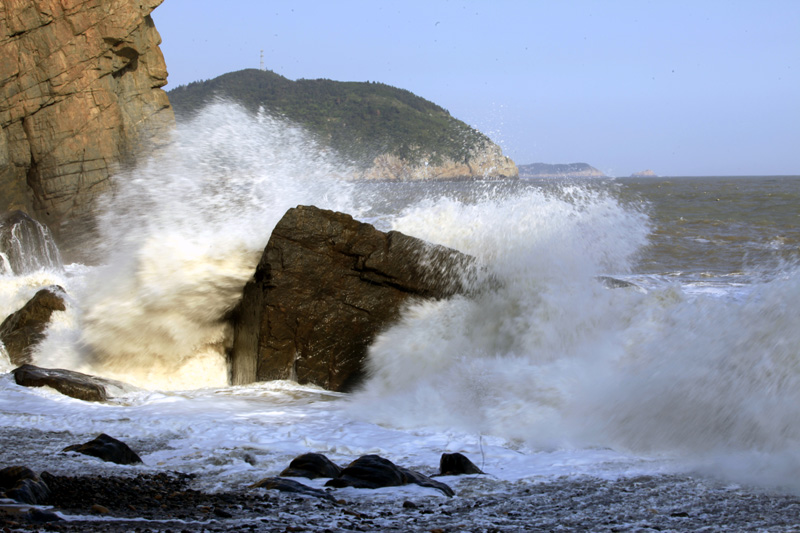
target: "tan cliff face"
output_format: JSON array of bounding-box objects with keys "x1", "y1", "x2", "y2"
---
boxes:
[
  {"x1": 360, "y1": 142, "x2": 518, "y2": 181},
  {"x1": 0, "y1": 0, "x2": 173, "y2": 259}
]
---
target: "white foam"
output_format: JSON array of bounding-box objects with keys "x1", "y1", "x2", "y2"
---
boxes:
[
  {"x1": 347, "y1": 187, "x2": 800, "y2": 489},
  {"x1": 48, "y1": 102, "x2": 361, "y2": 389},
  {"x1": 3, "y1": 117, "x2": 800, "y2": 494},
  {"x1": 0, "y1": 375, "x2": 668, "y2": 492}
]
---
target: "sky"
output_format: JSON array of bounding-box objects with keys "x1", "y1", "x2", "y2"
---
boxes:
[{"x1": 153, "y1": 1, "x2": 800, "y2": 177}]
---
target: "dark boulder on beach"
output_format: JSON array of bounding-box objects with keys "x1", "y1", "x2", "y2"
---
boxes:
[
  {"x1": 62, "y1": 434, "x2": 142, "y2": 465},
  {"x1": 325, "y1": 454, "x2": 454, "y2": 497},
  {"x1": 0, "y1": 466, "x2": 51, "y2": 504},
  {"x1": 1, "y1": 287, "x2": 66, "y2": 366},
  {"x1": 12, "y1": 364, "x2": 112, "y2": 402},
  {"x1": 439, "y1": 452, "x2": 484, "y2": 476},
  {"x1": 280, "y1": 452, "x2": 343, "y2": 479},
  {"x1": 231, "y1": 205, "x2": 480, "y2": 392}
]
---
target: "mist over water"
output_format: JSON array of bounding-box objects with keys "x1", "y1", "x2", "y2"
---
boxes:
[{"x1": 349, "y1": 183, "x2": 800, "y2": 488}]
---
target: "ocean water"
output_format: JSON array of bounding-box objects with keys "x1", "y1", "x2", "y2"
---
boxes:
[{"x1": 2, "y1": 103, "x2": 800, "y2": 506}]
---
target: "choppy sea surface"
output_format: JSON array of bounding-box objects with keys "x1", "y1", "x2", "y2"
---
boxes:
[{"x1": 2, "y1": 103, "x2": 800, "y2": 526}]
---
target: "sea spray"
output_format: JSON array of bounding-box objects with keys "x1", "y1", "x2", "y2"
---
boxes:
[
  {"x1": 32, "y1": 102, "x2": 361, "y2": 389},
  {"x1": 574, "y1": 269, "x2": 800, "y2": 454},
  {"x1": 350, "y1": 186, "x2": 651, "y2": 438},
  {"x1": 349, "y1": 184, "x2": 800, "y2": 485}
]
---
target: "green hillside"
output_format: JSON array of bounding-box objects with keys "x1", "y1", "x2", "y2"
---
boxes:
[{"x1": 167, "y1": 69, "x2": 491, "y2": 168}]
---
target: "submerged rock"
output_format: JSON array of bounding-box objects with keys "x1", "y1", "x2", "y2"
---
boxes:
[
  {"x1": 231, "y1": 205, "x2": 481, "y2": 391},
  {"x1": 12, "y1": 364, "x2": 111, "y2": 402},
  {"x1": 280, "y1": 453, "x2": 343, "y2": 479},
  {"x1": 325, "y1": 454, "x2": 454, "y2": 497},
  {"x1": 251, "y1": 477, "x2": 335, "y2": 501},
  {"x1": 439, "y1": 453, "x2": 484, "y2": 476},
  {"x1": 62, "y1": 434, "x2": 142, "y2": 465},
  {"x1": 597, "y1": 276, "x2": 640, "y2": 290},
  {"x1": 0, "y1": 287, "x2": 66, "y2": 366}
]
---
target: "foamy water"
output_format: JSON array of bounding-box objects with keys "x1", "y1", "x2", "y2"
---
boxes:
[
  {"x1": 2, "y1": 104, "x2": 800, "y2": 496},
  {"x1": 27, "y1": 102, "x2": 362, "y2": 389}
]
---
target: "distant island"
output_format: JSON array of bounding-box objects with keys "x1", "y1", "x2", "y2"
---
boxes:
[
  {"x1": 630, "y1": 170, "x2": 658, "y2": 177},
  {"x1": 167, "y1": 69, "x2": 517, "y2": 181},
  {"x1": 518, "y1": 163, "x2": 606, "y2": 179}
]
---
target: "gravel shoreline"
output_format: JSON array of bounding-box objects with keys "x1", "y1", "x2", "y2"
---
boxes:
[
  {"x1": 4, "y1": 470, "x2": 800, "y2": 532},
  {"x1": 4, "y1": 429, "x2": 800, "y2": 531}
]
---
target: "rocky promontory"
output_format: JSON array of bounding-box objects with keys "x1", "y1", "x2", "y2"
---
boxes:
[
  {"x1": 360, "y1": 142, "x2": 517, "y2": 181},
  {"x1": 0, "y1": 0, "x2": 174, "y2": 259},
  {"x1": 518, "y1": 162, "x2": 606, "y2": 178}
]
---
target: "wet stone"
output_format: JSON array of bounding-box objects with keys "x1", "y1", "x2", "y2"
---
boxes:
[{"x1": 61, "y1": 434, "x2": 142, "y2": 465}]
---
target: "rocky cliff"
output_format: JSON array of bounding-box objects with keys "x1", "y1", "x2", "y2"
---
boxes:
[
  {"x1": 360, "y1": 142, "x2": 517, "y2": 181},
  {"x1": 0, "y1": 0, "x2": 173, "y2": 259}
]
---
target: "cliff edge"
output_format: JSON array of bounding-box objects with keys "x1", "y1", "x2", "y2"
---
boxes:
[{"x1": 0, "y1": 0, "x2": 174, "y2": 259}]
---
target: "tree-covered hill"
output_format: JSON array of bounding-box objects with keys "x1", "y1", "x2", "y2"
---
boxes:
[{"x1": 167, "y1": 69, "x2": 493, "y2": 169}]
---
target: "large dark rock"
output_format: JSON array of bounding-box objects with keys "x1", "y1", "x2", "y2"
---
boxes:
[
  {"x1": 0, "y1": 211, "x2": 63, "y2": 275},
  {"x1": 0, "y1": 466, "x2": 51, "y2": 504},
  {"x1": 325, "y1": 454, "x2": 454, "y2": 497},
  {"x1": 12, "y1": 364, "x2": 113, "y2": 402},
  {"x1": 439, "y1": 453, "x2": 484, "y2": 476},
  {"x1": 1, "y1": 287, "x2": 66, "y2": 366},
  {"x1": 231, "y1": 205, "x2": 480, "y2": 391},
  {"x1": 280, "y1": 453, "x2": 343, "y2": 479},
  {"x1": 62, "y1": 434, "x2": 142, "y2": 465}
]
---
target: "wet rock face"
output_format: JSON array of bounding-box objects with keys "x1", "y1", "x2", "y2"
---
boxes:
[
  {"x1": 231, "y1": 205, "x2": 479, "y2": 392},
  {"x1": 0, "y1": 211, "x2": 63, "y2": 275},
  {"x1": 1, "y1": 287, "x2": 66, "y2": 366},
  {"x1": 12, "y1": 364, "x2": 110, "y2": 402},
  {"x1": 0, "y1": 0, "x2": 174, "y2": 260}
]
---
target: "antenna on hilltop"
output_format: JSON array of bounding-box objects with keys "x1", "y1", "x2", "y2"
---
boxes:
[{"x1": 260, "y1": 50, "x2": 265, "y2": 71}]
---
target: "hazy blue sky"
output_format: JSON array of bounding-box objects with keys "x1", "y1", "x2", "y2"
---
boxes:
[{"x1": 153, "y1": 1, "x2": 799, "y2": 177}]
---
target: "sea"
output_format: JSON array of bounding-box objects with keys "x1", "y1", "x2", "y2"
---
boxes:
[{"x1": 2, "y1": 102, "x2": 800, "y2": 527}]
